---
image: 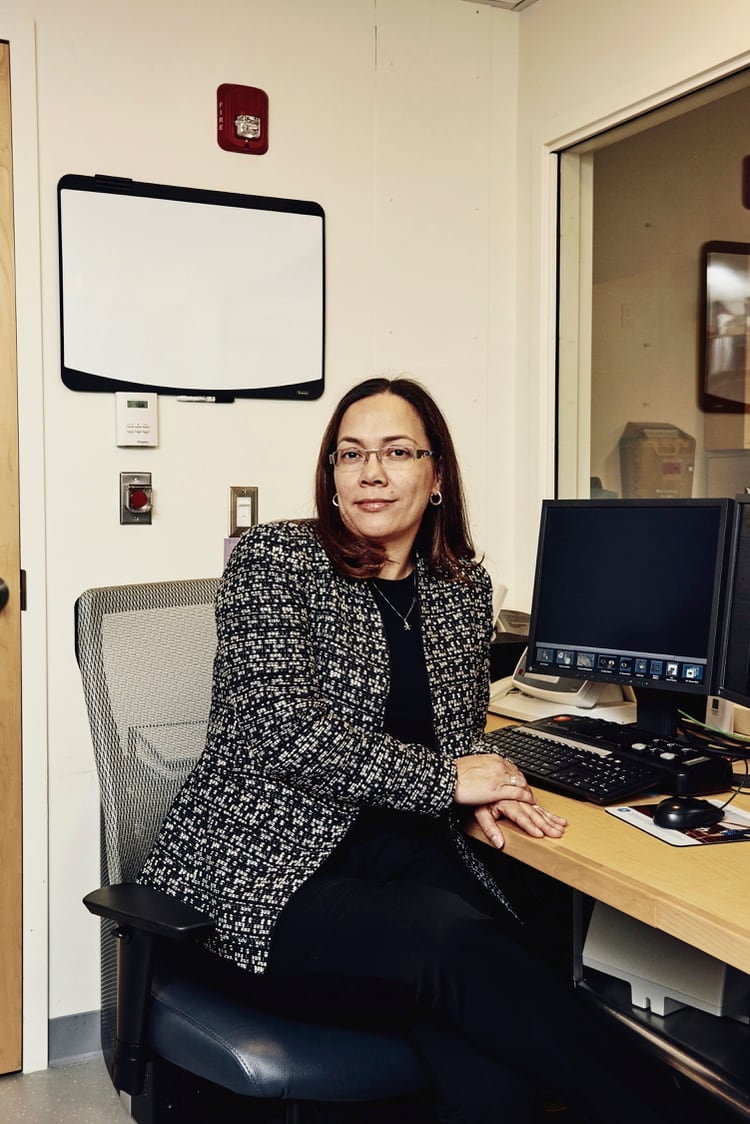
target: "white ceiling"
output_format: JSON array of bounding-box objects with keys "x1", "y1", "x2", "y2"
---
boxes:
[{"x1": 461, "y1": 0, "x2": 539, "y2": 10}]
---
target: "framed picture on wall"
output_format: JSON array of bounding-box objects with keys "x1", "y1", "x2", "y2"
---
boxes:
[{"x1": 700, "y1": 240, "x2": 750, "y2": 414}]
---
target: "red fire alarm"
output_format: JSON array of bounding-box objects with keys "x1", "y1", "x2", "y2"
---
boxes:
[{"x1": 217, "y1": 83, "x2": 269, "y2": 155}]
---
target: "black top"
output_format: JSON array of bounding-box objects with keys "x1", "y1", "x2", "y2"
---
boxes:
[
  {"x1": 342, "y1": 573, "x2": 446, "y2": 849},
  {"x1": 371, "y1": 573, "x2": 435, "y2": 750}
]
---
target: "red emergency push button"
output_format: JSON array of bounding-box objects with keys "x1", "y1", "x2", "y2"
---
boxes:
[{"x1": 128, "y1": 488, "x2": 151, "y2": 511}]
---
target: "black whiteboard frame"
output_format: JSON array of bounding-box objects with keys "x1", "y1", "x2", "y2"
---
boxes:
[{"x1": 58, "y1": 174, "x2": 325, "y2": 401}]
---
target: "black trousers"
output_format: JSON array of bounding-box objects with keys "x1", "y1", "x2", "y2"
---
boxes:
[{"x1": 251, "y1": 811, "x2": 676, "y2": 1124}]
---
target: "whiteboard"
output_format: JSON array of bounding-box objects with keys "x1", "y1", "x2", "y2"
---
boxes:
[{"x1": 58, "y1": 175, "x2": 325, "y2": 400}]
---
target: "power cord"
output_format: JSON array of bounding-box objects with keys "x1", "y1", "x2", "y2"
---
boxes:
[{"x1": 677, "y1": 709, "x2": 750, "y2": 817}]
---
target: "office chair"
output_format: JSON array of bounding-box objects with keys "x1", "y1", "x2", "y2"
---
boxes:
[{"x1": 75, "y1": 578, "x2": 428, "y2": 1124}]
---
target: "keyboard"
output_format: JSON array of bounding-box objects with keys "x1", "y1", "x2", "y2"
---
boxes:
[{"x1": 484, "y1": 714, "x2": 733, "y2": 805}]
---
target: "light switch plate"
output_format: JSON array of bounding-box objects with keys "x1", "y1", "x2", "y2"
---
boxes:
[{"x1": 229, "y1": 486, "x2": 258, "y2": 536}]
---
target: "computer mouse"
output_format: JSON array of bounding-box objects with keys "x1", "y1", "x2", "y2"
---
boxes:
[{"x1": 652, "y1": 796, "x2": 724, "y2": 831}]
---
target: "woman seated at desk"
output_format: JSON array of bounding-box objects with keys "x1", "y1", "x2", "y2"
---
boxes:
[{"x1": 139, "y1": 376, "x2": 676, "y2": 1124}]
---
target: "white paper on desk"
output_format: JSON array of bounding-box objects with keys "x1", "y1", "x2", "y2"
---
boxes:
[{"x1": 606, "y1": 800, "x2": 750, "y2": 847}]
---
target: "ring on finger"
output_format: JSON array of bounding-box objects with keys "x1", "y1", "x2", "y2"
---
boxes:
[{"x1": 508, "y1": 775, "x2": 518, "y2": 786}]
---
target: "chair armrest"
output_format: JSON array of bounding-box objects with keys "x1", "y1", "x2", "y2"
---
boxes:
[
  {"x1": 83, "y1": 883, "x2": 215, "y2": 1095},
  {"x1": 83, "y1": 883, "x2": 216, "y2": 941}
]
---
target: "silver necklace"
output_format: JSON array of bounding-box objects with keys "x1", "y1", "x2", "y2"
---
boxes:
[{"x1": 372, "y1": 572, "x2": 417, "y2": 631}]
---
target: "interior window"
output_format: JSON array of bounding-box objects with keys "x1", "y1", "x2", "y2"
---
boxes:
[{"x1": 557, "y1": 69, "x2": 750, "y2": 503}]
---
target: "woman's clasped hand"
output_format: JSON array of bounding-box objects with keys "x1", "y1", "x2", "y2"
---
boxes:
[{"x1": 453, "y1": 752, "x2": 567, "y2": 848}]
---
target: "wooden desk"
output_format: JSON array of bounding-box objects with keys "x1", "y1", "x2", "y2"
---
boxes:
[
  {"x1": 482, "y1": 713, "x2": 750, "y2": 974},
  {"x1": 480, "y1": 715, "x2": 750, "y2": 1117}
]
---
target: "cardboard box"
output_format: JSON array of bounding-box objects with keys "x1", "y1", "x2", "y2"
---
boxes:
[{"x1": 619, "y1": 422, "x2": 695, "y2": 499}]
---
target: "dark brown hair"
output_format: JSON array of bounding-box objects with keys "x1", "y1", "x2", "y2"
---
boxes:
[{"x1": 314, "y1": 377, "x2": 477, "y2": 580}]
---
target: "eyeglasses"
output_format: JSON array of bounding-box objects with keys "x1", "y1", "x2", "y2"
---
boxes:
[{"x1": 329, "y1": 446, "x2": 435, "y2": 470}]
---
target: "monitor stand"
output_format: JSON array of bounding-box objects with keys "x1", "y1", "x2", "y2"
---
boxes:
[{"x1": 632, "y1": 687, "x2": 690, "y2": 738}]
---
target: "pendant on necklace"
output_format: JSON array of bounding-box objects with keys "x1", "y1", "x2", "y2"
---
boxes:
[{"x1": 403, "y1": 621, "x2": 411, "y2": 631}]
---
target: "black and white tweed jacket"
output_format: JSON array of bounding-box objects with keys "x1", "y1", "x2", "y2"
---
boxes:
[{"x1": 138, "y1": 519, "x2": 509, "y2": 972}]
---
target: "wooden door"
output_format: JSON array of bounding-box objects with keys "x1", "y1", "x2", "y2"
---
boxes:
[{"x1": 0, "y1": 39, "x2": 23, "y2": 1075}]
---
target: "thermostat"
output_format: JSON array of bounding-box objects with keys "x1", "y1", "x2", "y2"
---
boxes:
[{"x1": 115, "y1": 392, "x2": 159, "y2": 447}]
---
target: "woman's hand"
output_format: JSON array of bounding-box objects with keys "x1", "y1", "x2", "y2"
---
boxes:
[
  {"x1": 453, "y1": 754, "x2": 566, "y2": 848},
  {"x1": 472, "y1": 799, "x2": 568, "y2": 850},
  {"x1": 453, "y1": 753, "x2": 535, "y2": 808}
]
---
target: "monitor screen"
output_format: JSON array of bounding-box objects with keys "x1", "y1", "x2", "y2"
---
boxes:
[
  {"x1": 524, "y1": 499, "x2": 734, "y2": 735},
  {"x1": 719, "y1": 497, "x2": 750, "y2": 708}
]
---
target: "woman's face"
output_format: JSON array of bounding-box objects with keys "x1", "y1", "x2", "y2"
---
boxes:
[{"x1": 333, "y1": 392, "x2": 440, "y2": 573}]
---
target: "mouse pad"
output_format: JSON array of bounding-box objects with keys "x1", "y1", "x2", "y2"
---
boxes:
[{"x1": 606, "y1": 800, "x2": 750, "y2": 846}]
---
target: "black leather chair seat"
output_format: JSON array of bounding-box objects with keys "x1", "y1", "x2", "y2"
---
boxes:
[{"x1": 149, "y1": 964, "x2": 426, "y2": 1102}]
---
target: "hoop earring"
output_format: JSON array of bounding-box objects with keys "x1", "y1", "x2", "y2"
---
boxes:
[
  {"x1": 429, "y1": 491, "x2": 443, "y2": 507},
  {"x1": 332, "y1": 493, "x2": 340, "y2": 508}
]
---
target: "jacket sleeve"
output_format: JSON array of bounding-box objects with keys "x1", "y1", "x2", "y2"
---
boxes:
[
  {"x1": 472, "y1": 566, "x2": 494, "y2": 746},
  {"x1": 210, "y1": 524, "x2": 457, "y2": 816}
]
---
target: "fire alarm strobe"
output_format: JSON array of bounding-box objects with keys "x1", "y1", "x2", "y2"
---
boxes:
[{"x1": 217, "y1": 84, "x2": 269, "y2": 155}]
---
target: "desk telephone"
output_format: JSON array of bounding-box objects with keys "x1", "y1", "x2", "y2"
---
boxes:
[{"x1": 490, "y1": 645, "x2": 637, "y2": 724}]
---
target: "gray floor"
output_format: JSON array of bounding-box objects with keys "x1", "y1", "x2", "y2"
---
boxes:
[{"x1": 0, "y1": 1057, "x2": 126, "y2": 1123}]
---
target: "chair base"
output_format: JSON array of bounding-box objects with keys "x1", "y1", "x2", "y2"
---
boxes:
[
  {"x1": 127, "y1": 1057, "x2": 438, "y2": 1124},
  {"x1": 128, "y1": 1057, "x2": 257, "y2": 1124}
]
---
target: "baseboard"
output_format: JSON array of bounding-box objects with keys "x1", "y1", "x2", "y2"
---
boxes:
[{"x1": 48, "y1": 1010, "x2": 101, "y2": 1067}]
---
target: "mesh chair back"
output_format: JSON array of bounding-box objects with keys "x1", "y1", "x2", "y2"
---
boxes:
[{"x1": 75, "y1": 578, "x2": 220, "y2": 1060}]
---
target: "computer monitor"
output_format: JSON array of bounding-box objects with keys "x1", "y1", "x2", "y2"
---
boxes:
[
  {"x1": 718, "y1": 495, "x2": 750, "y2": 709},
  {"x1": 524, "y1": 498, "x2": 735, "y2": 737}
]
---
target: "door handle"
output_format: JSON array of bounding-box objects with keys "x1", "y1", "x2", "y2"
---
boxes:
[{"x1": 0, "y1": 578, "x2": 8, "y2": 611}]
